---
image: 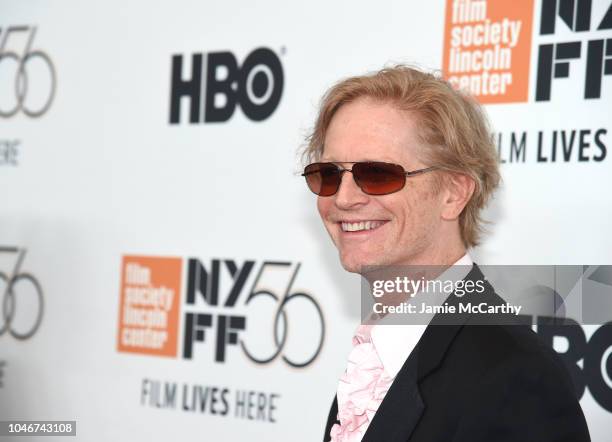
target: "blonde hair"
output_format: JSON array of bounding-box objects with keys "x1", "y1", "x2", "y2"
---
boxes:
[{"x1": 303, "y1": 65, "x2": 500, "y2": 247}]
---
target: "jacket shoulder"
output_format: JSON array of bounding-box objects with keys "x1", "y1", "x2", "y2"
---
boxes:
[{"x1": 450, "y1": 321, "x2": 577, "y2": 395}]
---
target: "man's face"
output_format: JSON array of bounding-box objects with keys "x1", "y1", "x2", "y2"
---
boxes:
[{"x1": 317, "y1": 98, "x2": 450, "y2": 273}]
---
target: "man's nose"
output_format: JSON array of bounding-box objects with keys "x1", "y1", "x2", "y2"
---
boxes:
[{"x1": 334, "y1": 171, "x2": 369, "y2": 208}]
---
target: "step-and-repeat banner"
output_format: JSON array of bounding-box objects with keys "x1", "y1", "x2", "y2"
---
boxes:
[{"x1": 1, "y1": 0, "x2": 611, "y2": 440}]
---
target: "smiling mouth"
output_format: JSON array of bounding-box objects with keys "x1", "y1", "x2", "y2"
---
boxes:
[{"x1": 340, "y1": 220, "x2": 388, "y2": 232}]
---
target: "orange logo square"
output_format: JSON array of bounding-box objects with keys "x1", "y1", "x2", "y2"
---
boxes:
[
  {"x1": 117, "y1": 256, "x2": 182, "y2": 357},
  {"x1": 442, "y1": 0, "x2": 534, "y2": 103}
]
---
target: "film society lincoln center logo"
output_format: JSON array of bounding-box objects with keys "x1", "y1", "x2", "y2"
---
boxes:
[
  {"x1": 443, "y1": 0, "x2": 534, "y2": 102},
  {"x1": 117, "y1": 256, "x2": 181, "y2": 357},
  {"x1": 116, "y1": 255, "x2": 325, "y2": 367},
  {"x1": 443, "y1": 0, "x2": 612, "y2": 102}
]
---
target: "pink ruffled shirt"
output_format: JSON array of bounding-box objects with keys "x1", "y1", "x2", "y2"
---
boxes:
[{"x1": 329, "y1": 254, "x2": 473, "y2": 441}]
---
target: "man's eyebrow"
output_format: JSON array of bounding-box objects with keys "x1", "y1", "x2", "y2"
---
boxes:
[{"x1": 320, "y1": 158, "x2": 402, "y2": 163}]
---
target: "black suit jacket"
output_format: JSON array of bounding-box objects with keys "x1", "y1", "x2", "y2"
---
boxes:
[{"x1": 323, "y1": 264, "x2": 590, "y2": 442}]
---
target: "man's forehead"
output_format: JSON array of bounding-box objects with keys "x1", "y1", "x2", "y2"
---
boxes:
[
  {"x1": 328, "y1": 98, "x2": 417, "y2": 130},
  {"x1": 320, "y1": 129, "x2": 424, "y2": 159},
  {"x1": 325, "y1": 100, "x2": 417, "y2": 136},
  {"x1": 323, "y1": 100, "x2": 422, "y2": 152}
]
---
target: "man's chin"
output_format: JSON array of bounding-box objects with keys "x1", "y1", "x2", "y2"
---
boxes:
[
  {"x1": 340, "y1": 261, "x2": 361, "y2": 274},
  {"x1": 339, "y1": 254, "x2": 379, "y2": 274}
]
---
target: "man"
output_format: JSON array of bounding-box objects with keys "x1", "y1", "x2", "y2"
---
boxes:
[{"x1": 301, "y1": 66, "x2": 590, "y2": 441}]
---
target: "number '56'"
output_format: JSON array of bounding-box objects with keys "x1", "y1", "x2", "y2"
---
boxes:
[{"x1": 0, "y1": 25, "x2": 56, "y2": 118}]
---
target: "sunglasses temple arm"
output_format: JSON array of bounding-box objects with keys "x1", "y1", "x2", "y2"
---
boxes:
[{"x1": 405, "y1": 166, "x2": 437, "y2": 177}]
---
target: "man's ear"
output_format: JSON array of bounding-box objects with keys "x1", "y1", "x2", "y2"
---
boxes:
[{"x1": 441, "y1": 173, "x2": 475, "y2": 220}]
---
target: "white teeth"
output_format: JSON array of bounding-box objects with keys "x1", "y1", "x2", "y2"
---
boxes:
[{"x1": 341, "y1": 221, "x2": 384, "y2": 232}]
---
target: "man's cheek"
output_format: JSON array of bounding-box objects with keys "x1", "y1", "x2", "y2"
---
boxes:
[{"x1": 316, "y1": 198, "x2": 330, "y2": 219}]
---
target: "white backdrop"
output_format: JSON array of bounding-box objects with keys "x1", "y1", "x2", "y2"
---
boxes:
[{"x1": 1, "y1": 0, "x2": 611, "y2": 440}]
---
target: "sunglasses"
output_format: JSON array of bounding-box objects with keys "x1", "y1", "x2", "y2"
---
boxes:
[{"x1": 302, "y1": 161, "x2": 437, "y2": 196}]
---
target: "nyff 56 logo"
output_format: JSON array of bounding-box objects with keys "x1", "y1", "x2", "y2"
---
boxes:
[
  {"x1": 169, "y1": 47, "x2": 284, "y2": 124},
  {"x1": 117, "y1": 255, "x2": 324, "y2": 368}
]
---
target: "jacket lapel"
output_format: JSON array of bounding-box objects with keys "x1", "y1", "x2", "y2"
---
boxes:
[
  {"x1": 323, "y1": 395, "x2": 339, "y2": 442},
  {"x1": 360, "y1": 264, "x2": 487, "y2": 441},
  {"x1": 362, "y1": 351, "x2": 424, "y2": 442}
]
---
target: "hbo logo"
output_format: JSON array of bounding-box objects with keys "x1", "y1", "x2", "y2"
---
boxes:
[
  {"x1": 169, "y1": 47, "x2": 283, "y2": 124},
  {"x1": 536, "y1": 318, "x2": 612, "y2": 411}
]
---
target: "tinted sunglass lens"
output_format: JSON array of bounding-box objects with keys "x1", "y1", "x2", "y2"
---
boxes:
[
  {"x1": 353, "y1": 162, "x2": 405, "y2": 195},
  {"x1": 304, "y1": 163, "x2": 341, "y2": 196}
]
